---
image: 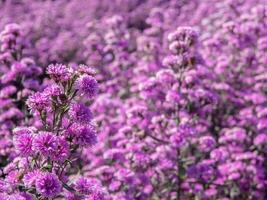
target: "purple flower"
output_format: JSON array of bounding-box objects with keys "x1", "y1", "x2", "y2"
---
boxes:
[
  {"x1": 51, "y1": 136, "x2": 70, "y2": 161},
  {"x1": 23, "y1": 80, "x2": 40, "y2": 90},
  {"x1": 47, "y1": 63, "x2": 71, "y2": 82},
  {"x1": 66, "y1": 123, "x2": 97, "y2": 147},
  {"x1": 0, "y1": 85, "x2": 17, "y2": 98},
  {"x1": 23, "y1": 170, "x2": 41, "y2": 188},
  {"x1": 74, "y1": 177, "x2": 104, "y2": 198},
  {"x1": 74, "y1": 177, "x2": 95, "y2": 195},
  {"x1": 168, "y1": 26, "x2": 198, "y2": 45},
  {"x1": 33, "y1": 132, "x2": 58, "y2": 158},
  {"x1": 26, "y1": 92, "x2": 50, "y2": 112},
  {"x1": 170, "y1": 132, "x2": 185, "y2": 148},
  {"x1": 199, "y1": 136, "x2": 216, "y2": 152},
  {"x1": 75, "y1": 75, "x2": 98, "y2": 98},
  {"x1": 156, "y1": 69, "x2": 176, "y2": 84},
  {"x1": 2, "y1": 23, "x2": 20, "y2": 34},
  {"x1": 204, "y1": 188, "x2": 217, "y2": 197},
  {"x1": 254, "y1": 134, "x2": 267, "y2": 146},
  {"x1": 69, "y1": 102, "x2": 93, "y2": 124},
  {"x1": 33, "y1": 132, "x2": 69, "y2": 161},
  {"x1": 210, "y1": 148, "x2": 229, "y2": 162},
  {"x1": 13, "y1": 131, "x2": 34, "y2": 157},
  {"x1": 6, "y1": 170, "x2": 20, "y2": 185},
  {"x1": 78, "y1": 64, "x2": 96, "y2": 75},
  {"x1": 44, "y1": 84, "x2": 62, "y2": 97},
  {"x1": 166, "y1": 89, "x2": 182, "y2": 103},
  {"x1": 257, "y1": 118, "x2": 267, "y2": 130},
  {"x1": 35, "y1": 172, "x2": 61, "y2": 198}
]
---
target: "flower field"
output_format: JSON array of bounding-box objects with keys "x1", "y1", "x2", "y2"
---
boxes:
[{"x1": 0, "y1": 0, "x2": 266, "y2": 199}]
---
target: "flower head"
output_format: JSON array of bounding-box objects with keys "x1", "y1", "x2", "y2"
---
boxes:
[
  {"x1": 74, "y1": 177, "x2": 95, "y2": 195},
  {"x1": 69, "y1": 102, "x2": 93, "y2": 124},
  {"x1": 35, "y1": 172, "x2": 61, "y2": 198},
  {"x1": 66, "y1": 123, "x2": 97, "y2": 147},
  {"x1": 33, "y1": 132, "x2": 69, "y2": 161},
  {"x1": 199, "y1": 136, "x2": 216, "y2": 152},
  {"x1": 23, "y1": 170, "x2": 41, "y2": 188},
  {"x1": 170, "y1": 132, "x2": 185, "y2": 148},
  {"x1": 74, "y1": 177, "x2": 104, "y2": 198},
  {"x1": 75, "y1": 75, "x2": 98, "y2": 98},
  {"x1": 26, "y1": 92, "x2": 50, "y2": 112},
  {"x1": 33, "y1": 132, "x2": 58, "y2": 158},
  {"x1": 168, "y1": 26, "x2": 198, "y2": 45},
  {"x1": 254, "y1": 133, "x2": 267, "y2": 146},
  {"x1": 44, "y1": 84, "x2": 62, "y2": 97},
  {"x1": 47, "y1": 63, "x2": 71, "y2": 82},
  {"x1": 78, "y1": 64, "x2": 96, "y2": 76},
  {"x1": 51, "y1": 136, "x2": 69, "y2": 161},
  {"x1": 13, "y1": 131, "x2": 34, "y2": 157}
]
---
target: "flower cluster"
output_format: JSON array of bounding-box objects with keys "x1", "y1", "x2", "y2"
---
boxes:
[{"x1": 0, "y1": 63, "x2": 106, "y2": 199}]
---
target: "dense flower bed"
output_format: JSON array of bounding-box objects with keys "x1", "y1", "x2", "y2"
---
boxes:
[{"x1": 0, "y1": 0, "x2": 266, "y2": 199}]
